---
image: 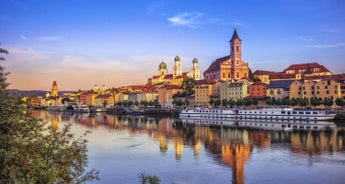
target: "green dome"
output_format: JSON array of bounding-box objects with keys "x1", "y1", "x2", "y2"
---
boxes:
[
  {"x1": 159, "y1": 61, "x2": 167, "y2": 69},
  {"x1": 193, "y1": 58, "x2": 198, "y2": 63},
  {"x1": 174, "y1": 55, "x2": 180, "y2": 61}
]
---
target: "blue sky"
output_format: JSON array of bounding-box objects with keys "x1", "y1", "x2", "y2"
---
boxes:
[{"x1": 1, "y1": 0, "x2": 344, "y2": 90}]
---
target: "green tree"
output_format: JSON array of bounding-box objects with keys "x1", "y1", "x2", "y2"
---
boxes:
[
  {"x1": 243, "y1": 97, "x2": 252, "y2": 106},
  {"x1": 310, "y1": 97, "x2": 321, "y2": 107},
  {"x1": 323, "y1": 97, "x2": 333, "y2": 107},
  {"x1": 289, "y1": 98, "x2": 298, "y2": 107},
  {"x1": 209, "y1": 99, "x2": 214, "y2": 107},
  {"x1": 335, "y1": 98, "x2": 345, "y2": 107},
  {"x1": 181, "y1": 77, "x2": 197, "y2": 98},
  {"x1": 221, "y1": 99, "x2": 228, "y2": 107},
  {"x1": 0, "y1": 47, "x2": 98, "y2": 183},
  {"x1": 236, "y1": 99, "x2": 244, "y2": 106}
]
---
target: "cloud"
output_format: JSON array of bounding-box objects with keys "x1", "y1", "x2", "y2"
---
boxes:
[
  {"x1": 168, "y1": 12, "x2": 217, "y2": 28},
  {"x1": 38, "y1": 35, "x2": 65, "y2": 41},
  {"x1": 20, "y1": 35, "x2": 27, "y2": 40},
  {"x1": 296, "y1": 35, "x2": 315, "y2": 42},
  {"x1": 311, "y1": 42, "x2": 345, "y2": 49}
]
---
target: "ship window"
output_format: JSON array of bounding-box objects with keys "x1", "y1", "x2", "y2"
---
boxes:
[
  {"x1": 306, "y1": 112, "x2": 311, "y2": 114},
  {"x1": 292, "y1": 112, "x2": 297, "y2": 114},
  {"x1": 313, "y1": 112, "x2": 318, "y2": 114},
  {"x1": 281, "y1": 111, "x2": 286, "y2": 114},
  {"x1": 299, "y1": 112, "x2": 304, "y2": 114}
]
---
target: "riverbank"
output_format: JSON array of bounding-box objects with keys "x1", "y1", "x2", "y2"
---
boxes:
[{"x1": 106, "y1": 106, "x2": 181, "y2": 117}]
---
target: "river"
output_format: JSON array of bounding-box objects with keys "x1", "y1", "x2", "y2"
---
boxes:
[{"x1": 33, "y1": 110, "x2": 345, "y2": 184}]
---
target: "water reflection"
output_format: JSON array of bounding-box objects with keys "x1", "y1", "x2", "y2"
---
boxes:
[{"x1": 34, "y1": 110, "x2": 345, "y2": 184}]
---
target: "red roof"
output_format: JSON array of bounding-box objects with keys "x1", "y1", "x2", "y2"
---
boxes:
[
  {"x1": 283, "y1": 62, "x2": 331, "y2": 74},
  {"x1": 203, "y1": 55, "x2": 230, "y2": 74},
  {"x1": 197, "y1": 79, "x2": 216, "y2": 85},
  {"x1": 253, "y1": 70, "x2": 280, "y2": 75}
]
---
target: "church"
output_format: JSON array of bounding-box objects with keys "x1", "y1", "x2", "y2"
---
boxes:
[
  {"x1": 203, "y1": 28, "x2": 249, "y2": 81},
  {"x1": 148, "y1": 56, "x2": 201, "y2": 86}
]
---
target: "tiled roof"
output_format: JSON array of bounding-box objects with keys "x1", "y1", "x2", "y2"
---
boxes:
[
  {"x1": 283, "y1": 62, "x2": 331, "y2": 73},
  {"x1": 228, "y1": 82, "x2": 243, "y2": 87},
  {"x1": 253, "y1": 70, "x2": 280, "y2": 75},
  {"x1": 268, "y1": 80, "x2": 295, "y2": 89},
  {"x1": 95, "y1": 94, "x2": 112, "y2": 99},
  {"x1": 203, "y1": 55, "x2": 230, "y2": 74},
  {"x1": 197, "y1": 79, "x2": 216, "y2": 85}
]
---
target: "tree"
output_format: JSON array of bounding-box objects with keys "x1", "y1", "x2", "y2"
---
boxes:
[
  {"x1": 0, "y1": 47, "x2": 98, "y2": 183},
  {"x1": 289, "y1": 98, "x2": 298, "y2": 107},
  {"x1": 138, "y1": 173, "x2": 160, "y2": 184},
  {"x1": 335, "y1": 98, "x2": 345, "y2": 107},
  {"x1": 236, "y1": 99, "x2": 244, "y2": 106},
  {"x1": 221, "y1": 99, "x2": 228, "y2": 107},
  {"x1": 310, "y1": 97, "x2": 321, "y2": 107},
  {"x1": 323, "y1": 97, "x2": 333, "y2": 107},
  {"x1": 181, "y1": 77, "x2": 197, "y2": 98}
]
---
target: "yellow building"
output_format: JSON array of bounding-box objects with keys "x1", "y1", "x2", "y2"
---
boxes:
[
  {"x1": 194, "y1": 79, "x2": 215, "y2": 107},
  {"x1": 220, "y1": 79, "x2": 252, "y2": 101},
  {"x1": 289, "y1": 79, "x2": 341, "y2": 102}
]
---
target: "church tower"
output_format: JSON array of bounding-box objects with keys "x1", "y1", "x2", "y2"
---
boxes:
[
  {"x1": 229, "y1": 28, "x2": 248, "y2": 79},
  {"x1": 51, "y1": 81, "x2": 58, "y2": 97},
  {"x1": 189, "y1": 58, "x2": 201, "y2": 80},
  {"x1": 173, "y1": 56, "x2": 183, "y2": 78},
  {"x1": 158, "y1": 61, "x2": 168, "y2": 76}
]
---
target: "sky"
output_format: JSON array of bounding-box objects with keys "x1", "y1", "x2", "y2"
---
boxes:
[{"x1": 1, "y1": 0, "x2": 344, "y2": 90}]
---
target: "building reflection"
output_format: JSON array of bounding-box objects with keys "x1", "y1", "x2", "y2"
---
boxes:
[{"x1": 36, "y1": 110, "x2": 345, "y2": 184}]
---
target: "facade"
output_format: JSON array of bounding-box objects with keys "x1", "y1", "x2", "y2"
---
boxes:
[
  {"x1": 248, "y1": 82, "x2": 267, "y2": 99},
  {"x1": 204, "y1": 28, "x2": 249, "y2": 81},
  {"x1": 95, "y1": 94, "x2": 114, "y2": 106},
  {"x1": 194, "y1": 79, "x2": 215, "y2": 107},
  {"x1": 289, "y1": 79, "x2": 341, "y2": 101},
  {"x1": 220, "y1": 79, "x2": 252, "y2": 101},
  {"x1": 157, "y1": 85, "x2": 183, "y2": 106},
  {"x1": 266, "y1": 80, "x2": 294, "y2": 99}
]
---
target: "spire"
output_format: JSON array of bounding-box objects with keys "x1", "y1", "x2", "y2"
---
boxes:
[{"x1": 230, "y1": 28, "x2": 241, "y2": 42}]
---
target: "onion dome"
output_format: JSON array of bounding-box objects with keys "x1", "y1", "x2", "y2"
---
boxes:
[
  {"x1": 159, "y1": 61, "x2": 167, "y2": 69},
  {"x1": 193, "y1": 58, "x2": 198, "y2": 63},
  {"x1": 174, "y1": 55, "x2": 180, "y2": 61}
]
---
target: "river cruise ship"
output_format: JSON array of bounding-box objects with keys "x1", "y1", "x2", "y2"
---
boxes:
[{"x1": 179, "y1": 108, "x2": 336, "y2": 121}]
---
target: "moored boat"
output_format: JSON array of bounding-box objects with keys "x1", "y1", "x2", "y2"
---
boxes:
[{"x1": 179, "y1": 108, "x2": 336, "y2": 121}]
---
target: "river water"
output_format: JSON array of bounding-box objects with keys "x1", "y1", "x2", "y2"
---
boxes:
[{"x1": 33, "y1": 110, "x2": 345, "y2": 184}]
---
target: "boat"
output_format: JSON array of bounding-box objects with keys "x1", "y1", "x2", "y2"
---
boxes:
[
  {"x1": 64, "y1": 105, "x2": 90, "y2": 113},
  {"x1": 179, "y1": 108, "x2": 336, "y2": 121},
  {"x1": 46, "y1": 104, "x2": 65, "y2": 111},
  {"x1": 180, "y1": 117, "x2": 336, "y2": 131}
]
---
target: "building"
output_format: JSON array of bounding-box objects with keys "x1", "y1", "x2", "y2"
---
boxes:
[
  {"x1": 204, "y1": 28, "x2": 249, "y2": 81},
  {"x1": 157, "y1": 85, "x2": 183, "y2": 106},
  {"x1": 266, "y1": 80, "x2": 294, "y2": 99},
  {"x1": 95, "y1": 94, "x2": 114, "y2": 107},
  {"x1": 289, "y1": 79, "x2": 341, "y2": 101},
  {"x1": 220, "y1": 79, "x2": 252, "y2": 101},
  {"x1": 248, "y1": 82, "x2": 267, "y2": 99},
  {"x1": 194, "y1": 79, "x2": 216, "y2": 107},
  {"x1": 254, "y1": 62, "x2": 333, "y2": 84}
]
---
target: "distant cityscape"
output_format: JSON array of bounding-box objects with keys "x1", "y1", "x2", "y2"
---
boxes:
[{"x1": 22, "y1": 29, "x2": 345, "y2": 108}]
